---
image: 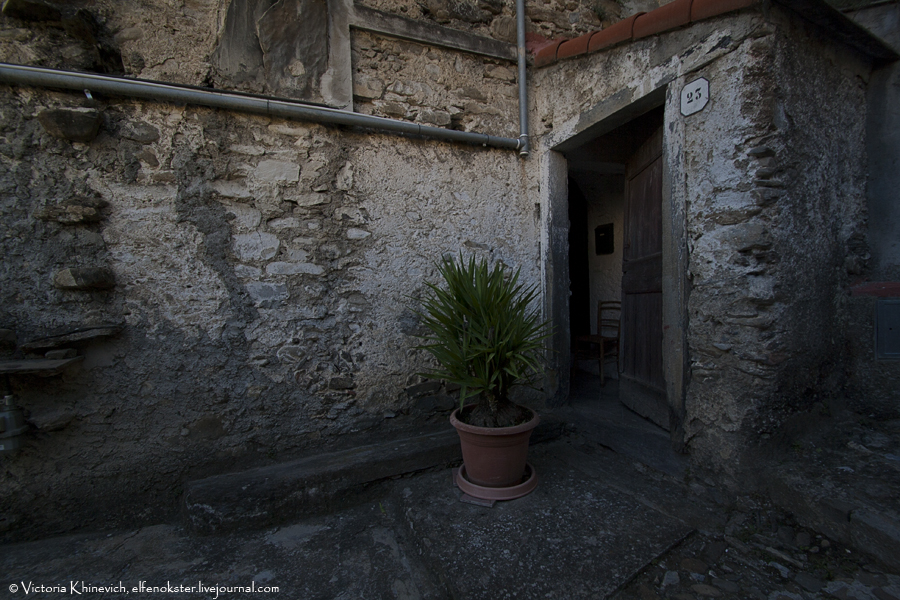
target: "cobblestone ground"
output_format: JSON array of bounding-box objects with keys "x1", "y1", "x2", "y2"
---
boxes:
[{"x1": 613, "y1": 505, "x2": 900, "y2": 600}]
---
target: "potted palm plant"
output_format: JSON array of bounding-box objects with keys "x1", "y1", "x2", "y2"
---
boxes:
[{"x1": 415, "y1": 254, "x2": 549, "y2": 500}]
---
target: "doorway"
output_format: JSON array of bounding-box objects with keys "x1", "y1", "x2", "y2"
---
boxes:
[{"x1": 565, "y1": 106, "x2": 670, "y2": 431}]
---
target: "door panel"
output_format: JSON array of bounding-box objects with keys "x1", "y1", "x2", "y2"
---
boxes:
[{"x1": 620, "y1": 126, "x2": 667, "y2": 429}]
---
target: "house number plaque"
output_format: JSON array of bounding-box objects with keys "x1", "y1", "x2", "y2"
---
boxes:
[{"x1": 681, "y1": 77, "x2": 709, "y2": 116}]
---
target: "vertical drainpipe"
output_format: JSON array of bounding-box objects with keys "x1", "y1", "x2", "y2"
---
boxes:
[{"x1": 516, "y1": 0, "x2": 530, "y2": 157}]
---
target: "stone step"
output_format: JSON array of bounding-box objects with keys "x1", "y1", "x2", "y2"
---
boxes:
[
  {"x1": 182, "y1": 415, "x2": 566, "y2": 534},
  {"x1": 766, "y1": 470, "x2": 900, "y2": 572}
]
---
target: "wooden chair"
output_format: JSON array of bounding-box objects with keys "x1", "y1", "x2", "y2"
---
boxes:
[{"x1": 573, "y1": 300, "x2": 621, "y2": 385}]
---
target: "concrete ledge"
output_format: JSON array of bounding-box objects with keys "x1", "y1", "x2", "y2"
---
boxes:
[{"x1": 182, "y1": 415, "x2": 566, "y2": 534}]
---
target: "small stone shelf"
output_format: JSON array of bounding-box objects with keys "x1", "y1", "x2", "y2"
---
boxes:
[
  {"x1": 21, "y1": 325, "x2": 121, "y2": 352},
  {"x1": 0, "y1": 357, "x2": 83, "y2": 376}
]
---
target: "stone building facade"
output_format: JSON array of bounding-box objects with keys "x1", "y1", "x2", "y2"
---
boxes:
[{"x1": 0, "y1": 0, "x2": 896, "y2": 538}]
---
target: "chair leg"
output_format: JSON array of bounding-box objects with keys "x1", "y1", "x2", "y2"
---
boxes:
[{"x1": 599, "y1": 344, "x2": 605, "y2": 386}]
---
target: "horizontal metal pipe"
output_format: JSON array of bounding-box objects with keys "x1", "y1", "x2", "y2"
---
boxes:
[{"x1": 0, "y1": 63, "x2": 522, "y2": 151}]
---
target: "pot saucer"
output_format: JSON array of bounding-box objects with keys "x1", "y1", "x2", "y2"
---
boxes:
[{"x1": 455, "y1": 462, "x2": 538, "y2": 501}]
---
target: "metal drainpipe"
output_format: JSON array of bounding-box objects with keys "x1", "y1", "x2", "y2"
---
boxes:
[
  {"x1": 0, "y1": 63, "x2": 526, "y2": 153},
  {"x1": 516, "y1": 0, "x2": 530, "y2": 157}
]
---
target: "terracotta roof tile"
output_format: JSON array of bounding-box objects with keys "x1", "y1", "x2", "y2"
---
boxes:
[
  {"x1": 588, "y1": 13, "x2": 643, "y2": 53},
  {"x1": 533, "y1": 0, "x2": 762, "y2": 67},
  {"x1": 557, "y1": 32, "x2": 593, "y2": 59},
  {"x1": 534, "y1": 38, "x2": 564, "y2": 67},
  {"x1": 633, "y1": 0, "x2": 693, "y2": 40}
]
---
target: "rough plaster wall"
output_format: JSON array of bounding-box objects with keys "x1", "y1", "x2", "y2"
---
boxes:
[
  {"x1": 574, "y1": 174, "x2": 624, "y2": 327},
  {"x1": 0, "y1": 94, "x2": 536, "y2": 538},
  {"x1": 0, "y1": 3, "x2": 538, "y2": 537}
]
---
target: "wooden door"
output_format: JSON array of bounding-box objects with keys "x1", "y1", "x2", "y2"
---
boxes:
[{"x1": 620, "y1": 126, "x2": 667, "y2": 429}]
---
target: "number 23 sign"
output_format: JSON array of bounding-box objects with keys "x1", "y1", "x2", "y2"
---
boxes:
[{"x1": 680, "y1": 77, "x2": 709, "y2": 116}]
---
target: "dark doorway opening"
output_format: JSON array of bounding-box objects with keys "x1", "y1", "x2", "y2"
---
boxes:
[{"x1": 564, "y1": 105, "x2": 669, "y2": 430}]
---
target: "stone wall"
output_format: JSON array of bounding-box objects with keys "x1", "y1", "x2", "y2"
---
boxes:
[
  {"x1": 844, "y1": 3, "x2": 900, "y2": 418},
  {"x1": 681, "y1": 8, "x2": 870, "y2": 478},
  {"x1": 358, "y1": 0, "x2": 666, "y2": 44},
  {"x1": 532, "y1": 5, "x2": 874, "y2": 482},
  {"x1": 0, "y1": 0, "x2": 539, "y2": 538}
]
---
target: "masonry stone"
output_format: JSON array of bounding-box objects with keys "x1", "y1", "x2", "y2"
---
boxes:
[
  {"x1": 346, "y1": 228, "x2": 371, "y2": 240},
  {"x1": 255, "y1": 160, "x2": 300, "y2": 183},
  {"x1": 418, "y1": 108, "x2": 452, "y2": 126},
  {"x1": 211, "y1": 180, "x2": 252, "y2": 199},
  {"x1": 37, "y1": 107, "x2": 102, "y2": 143},
  {"x1": 246, "y1": 282, "x2": 290, "y2": 306},
  {"x1": 53, "y1": 267, "x2": 115, "y2": 290},
  {"x1": 265, "y1": 261, "x2": 324, "y2": 276},
  {"x1": 35, "y1": 202, "x2": 102, "y2": 224},
  {"x1": 353, "y1": 75, "x2": 384, "y2": 100},
  {"x1": 120, "y1": 122, "x2": 160, "y2": 144},
  {"x1": 233, "y1": 232, "x2": 280, "y2": 261}
]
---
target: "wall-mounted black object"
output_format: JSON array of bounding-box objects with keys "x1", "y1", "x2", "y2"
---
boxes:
[
  {"x1": 876, "y1": 299, "x2": 900, "y2": 359},
  {"x1": 595, "y1": 223, "x2": 614, "y2": 255}
]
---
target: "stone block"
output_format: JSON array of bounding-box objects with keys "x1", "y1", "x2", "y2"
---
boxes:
[
  {"x1": 491, "y1": 15, "x2": 517, "y2": 43},
  {"x1": 45, "y1": 348, "x2": 77, "y2": 360},
  {"x1": 293, "y1": 193, "x2": 329, "y2": 207},
  {"x1": 1, "y1": 0, "x2": 61, "y2": 22},
  {"x1": 233, "y1": 232, "x2": 280, "y2": 261},
  {"x1": 722, "y1": 222, "x2": 771, "y2": 252},
  {"x1": 405, "y1": 381, "x2": 442, "y2": 398},
  {"x1": 265, "y1": 261, "x2": 324, "y2": 276},
  {"x1": 329, "y1": 376, "x2": 355, "y2": 390},
  {"x1": 113, "y1": 27, "x2": 143, "y2": 43},
  {"x1": 35, "y1": 202, "x2": 102, "y2": 224},
  {"x1": 485, "y1": 65, "x2": 515, "y2": 81},
  {"x1": 120, "y1": 121, "x2": 159, "y2": 144},
  {"x1": 53, "y1": 267, "x2": 115, "y2": 290},
  {"x1": 37, "y1": 108, "x2": 102, "y2": 143},
  {"x1": 378, "y1": 101, "x2": 408, "y2": 118},
  {"x1": 346, "y1": 228, "x2": 371, "y2": 240},
  {"x1": 20, "y1": 325, "x2": 121, "y2": 351},
  {"x1": 255, "y1": 160, "x2": 300, "y2": 183},
  {"x1": 335, "y1": 163, "x2": 353, "y2": 191},
  {"x1": 418, "y1": 109, "x2": 451, "y2": 126},
  {"x1": 245, "y1": 282, "x2": 289, "y2": 307},
  {"x1": 353, "y1": 75, "x2": 384, "y2": 100},
  {"x1": 276, "y1": 345, "x2": 306, "y2": 364}
]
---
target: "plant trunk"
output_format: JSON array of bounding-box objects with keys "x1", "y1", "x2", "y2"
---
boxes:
[{"x1": 462, "y1": 393, "x2": 531, "y2": 428}]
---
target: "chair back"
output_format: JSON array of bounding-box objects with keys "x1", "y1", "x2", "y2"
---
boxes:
[{"x1": 597, "y1": 301, "x2": 621, "y2": 338}]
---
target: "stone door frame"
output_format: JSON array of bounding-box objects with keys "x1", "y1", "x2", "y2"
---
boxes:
[{"x1": 539, "y1": 84, "x2": 690, "y2": 447}]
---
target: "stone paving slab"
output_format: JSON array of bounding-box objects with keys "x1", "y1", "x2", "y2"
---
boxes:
[
  {"x1": 397, "y1": 439, "x2": 694, "y2": 599},
  {"x1": 0, "y1": 436, "x2": 692, "y2": 600},
  {"x1": 1, "y1": 500, "x2": 445, "y2": 600},
  {"x1": 4, "y1": 431, "x2": 899, "y2": 600}
]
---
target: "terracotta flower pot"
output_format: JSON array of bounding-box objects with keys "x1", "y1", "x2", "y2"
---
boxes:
[{"x1": 450, "y1": 406, "x2": 540, "y2": 488}]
